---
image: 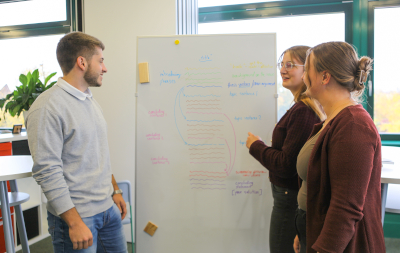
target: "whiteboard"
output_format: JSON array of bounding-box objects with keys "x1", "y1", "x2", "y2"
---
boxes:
[{"x1": 136, "y1": 34, "x2": 277, "y2": 253}]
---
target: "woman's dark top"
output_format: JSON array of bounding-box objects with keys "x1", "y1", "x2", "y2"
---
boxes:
[
  {"x1": 306, "y1": 104, "x2": 385, "y2": 253},
  {"x1": 249, "y1": 101, "x2": 320, "y2": 190}
]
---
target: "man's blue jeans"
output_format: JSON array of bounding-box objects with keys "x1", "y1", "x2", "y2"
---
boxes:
[{"x1": 47, "y1": 204, "x2": 127, "y2": 253}]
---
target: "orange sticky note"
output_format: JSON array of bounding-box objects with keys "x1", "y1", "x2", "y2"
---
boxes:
[
  {"x1": 138, "y1": 62, "x2": 150, "y2": 83},
  {"x1": 144, "y1": 221, "x2": 158, "y2": 236}
]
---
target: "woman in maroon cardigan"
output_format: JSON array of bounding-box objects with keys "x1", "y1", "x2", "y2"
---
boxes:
[
  {"x1": 299, "y1": 41, "x2": 385, "y2": 253},
  {"x1": 246, "y1": 46, "x2": 324, "y2": 253}
]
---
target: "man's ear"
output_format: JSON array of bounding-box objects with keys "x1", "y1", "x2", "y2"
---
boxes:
[{"x1": 76, "y1": 56, "x2": 87, "y2": 71}]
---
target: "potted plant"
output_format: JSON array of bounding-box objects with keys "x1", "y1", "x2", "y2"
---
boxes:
[{"x1": 0, "y1": 69, "x2": 57, "y2": 121}]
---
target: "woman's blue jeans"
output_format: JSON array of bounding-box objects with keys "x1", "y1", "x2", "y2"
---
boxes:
[
  {"x1": 47, "y1": 204, "x2": 127, "y2": 253},
  {"x1": 269, "y1": 183, "x2": 298, "y2": 253}
]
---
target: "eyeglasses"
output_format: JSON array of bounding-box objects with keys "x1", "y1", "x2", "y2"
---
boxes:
[{"x1": 277, "y1": 61, "x2": 305, "y2": 71}]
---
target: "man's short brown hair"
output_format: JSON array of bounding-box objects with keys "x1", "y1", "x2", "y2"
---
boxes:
[{"x1": 56, "y1": 32, "x2": 105, "y2": 75}]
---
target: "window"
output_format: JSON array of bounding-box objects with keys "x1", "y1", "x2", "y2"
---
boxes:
[
  {"x1": 0, "y1": 0, "x2": 67, "y2": 27},
  {"x1": 0, "y1": 35, "x2": 64, "y2": 94},
  {"x1": 0, "y1": 0, "x2": 73, "y2": 128},
  {"x1": 0, "y1": 34, "x2": 64, "y2": 128},
  {"x1": 198, "y1": 1, "x2": 350, "y2": 119},
  {"x1": 371, "y1": 5, "x2": 400, "y2": 135},
  {"x1": 199, "y1": 0, "x2": 276, "y2": 8}
]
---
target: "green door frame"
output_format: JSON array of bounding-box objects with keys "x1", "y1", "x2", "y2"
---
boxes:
[{"x1": 353, "y1": 0, "x2": 369, "y2": 111}]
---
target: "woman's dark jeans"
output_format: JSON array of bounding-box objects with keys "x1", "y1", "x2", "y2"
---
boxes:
[
  {"x1": 269, "y1": 184, "x2": 298, "y2": 253},
  {"x1": 295, "y1": 208, "x2": 307, "y2": 253}
]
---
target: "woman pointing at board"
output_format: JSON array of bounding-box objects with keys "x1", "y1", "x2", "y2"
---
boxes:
[{"x1": 246, "y1": 46, "x2": 324, "y2": 253}]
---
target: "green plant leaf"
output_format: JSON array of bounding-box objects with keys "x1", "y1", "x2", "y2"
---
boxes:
[
  {"x1": 4, "y1": 102, "x2": 11, "y2": 111},
  {"x1": 26, "y1": 72, "x2": 32, "y2": 88},
  {"x1": 13, "y1": 95, "x2": 22, "y2": 102},
  {"x1": 28, "y1": 71, "x2": 38, "y2": 94},
  {"x1": 32, "y1": 93, "x2": 41, "y2": 100},
  {"x1": 5, "y1": 93, "x2": 13, "y2": 100},
  {"x1": 5, "y1": 101, "x2": 15, "y2": 115},
  {"x1": 23, "y1": 103, "x2": 30, "y2": 111},
  {"x1": 28, "y1": 98, "x2": 35, "y2": 107},
  {"x1": 12, "y1": 104, "x2": 21, "y2": 116},
  {"x1": 13, "y1": 104, "x2": 21, "y2": 114},
  {"x1": 1, "y1": 68, "x2": 54, "y2": 119},
  {"x1": 21, "y1": 93, "x2": 29, "y2": 105},
  {"x1": 28, "y1": 81, "x2": 36, "y2": 94},
  {"x1": 39, "y1": 80, "x2": 45, "y2": 90},
  {"x1": 44, "y1": 72, "x2": 57, "y2": 85},
  {"x1": 46, "y1": 81, "x2": 57, "y2": 90},
  {"x1": 0, "y1": 98, "x2": 6, "y2": 109},
  {"x1": 19, "y1": 74, "x2": 28, "y2": 86},
  {"x1": 31, "y1": 69, "x2": 39, "y2": 82},
  {"x1": 29, "y1": 74, "x2": 36, "y2": 87},
  {"x1": 16, "y1": 86, "x2": 23, "y2": 94}
]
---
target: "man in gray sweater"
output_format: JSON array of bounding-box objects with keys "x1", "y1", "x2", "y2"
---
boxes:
[{"x1": 26, "y1": 32, "x2": 127, "y2": 252}]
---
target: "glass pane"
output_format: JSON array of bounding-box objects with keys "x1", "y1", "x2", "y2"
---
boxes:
[
  {"x1": 199, "y1": 0, "x2": 276, "y2": 7},
  {"x1": 0, "y1": 34, "x2": 64, "y2": 128},
  {"x1": 0, "y1": 0, "x2": 66, "y2": 27},
  {"x1": 374, "y1": 7, "x2": 400, "y2": 134},
  {"x1": 199, "y1": 13, "x2": 345, "y2": 119}
]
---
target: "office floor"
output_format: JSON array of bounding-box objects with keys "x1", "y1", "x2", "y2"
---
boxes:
[
  {"x1": 15, "y1": 236, "x2": 400, "y2": 253},
  {"x1": 16, "y1": 237, "x2": 134, "y2": 253}
]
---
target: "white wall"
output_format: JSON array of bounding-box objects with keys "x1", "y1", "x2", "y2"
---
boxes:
[{"x1": 84, "y1": 0, "x2": 177, "y2": 242}]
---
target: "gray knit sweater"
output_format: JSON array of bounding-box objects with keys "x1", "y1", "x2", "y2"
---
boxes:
[{"x1": 26, "y1": 78, "x2": 113, "y2": 218}]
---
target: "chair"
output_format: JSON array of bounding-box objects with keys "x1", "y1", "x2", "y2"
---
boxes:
[
  {"x1": 0, "y1": 180, "x2": 30, "y2": 253},
  {"x1": 117, "y1": 180, "x2": 134, "y2": 247}
]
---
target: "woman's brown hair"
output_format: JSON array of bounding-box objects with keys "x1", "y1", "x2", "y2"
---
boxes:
[
  {"x1": 307, "y1": 41, "x2": 373, "y2": 100},
  {"x1": 279, "y1": 46, "x2": 325, "y2": 120}
]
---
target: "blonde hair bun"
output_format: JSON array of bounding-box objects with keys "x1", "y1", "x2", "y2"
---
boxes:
[{"x1": 354, "y1": 57, "x2": 373, "y2": 92}]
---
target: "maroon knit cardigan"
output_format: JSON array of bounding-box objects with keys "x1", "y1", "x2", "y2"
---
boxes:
[
  {"x1": 250, "y1": 101, "x2": 320, "y2": 190},
  {"x1": 307, "y1": 104, "x2": 385, "y2": 253}
]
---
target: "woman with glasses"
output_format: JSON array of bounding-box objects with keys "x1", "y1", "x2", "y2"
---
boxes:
[
  {"x1": 298, "y1": 41, "x2": 385, "y2": 253},
  {"x1": 246, "y1": 46, "x2": 324, "y2": 253}
]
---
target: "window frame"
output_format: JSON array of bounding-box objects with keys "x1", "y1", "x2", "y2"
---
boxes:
[
  {"x1": 0, "y1": 0, "x2": 72, "y2": 40},
  {"x1": 198, "y1": 0, "x2": 400, "y2": 142},
  {"x1": 198, "y1": 0, "x2": 352, "y2": 121},
  {"x1": 0, "y1": 0, "x2": 75, "y2": 129},
  {"x1": 368, "y1": 0, "x2": 400, "y2": 142},
  {"x1": 199, "y1": 0, "x2": 353, "y2": 45}
]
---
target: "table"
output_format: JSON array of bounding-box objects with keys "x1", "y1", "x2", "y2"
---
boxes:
[
  {"x1": 0, "y1": 132, "x2": 28, "y2": 143},
  {"x1": 381, "y1": 146, "x2": 400, "y2": 225},
  {"x1": 0, "y1": 155, "x2": 33, "y2": 253}
]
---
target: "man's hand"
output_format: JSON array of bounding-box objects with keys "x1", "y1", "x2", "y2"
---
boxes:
[
  {"x1": 69, "y1": 221, "x2": 93, "y2": 250},
  {"x1": 294, "y1": 235, "x2": 300, "y2": 253},
  {"x1": 246, "y1": 132, "x2": 262, "y2": 149},
  {"x1": 60, "y1": 208, "x2": 93, "y2": 250},
  {"x1": 113, "y1": 193, "x2": 127, "y2": 220}
]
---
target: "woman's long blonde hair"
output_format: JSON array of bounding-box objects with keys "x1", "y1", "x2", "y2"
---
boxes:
[{"x1": 279, "y1": 46, "x2": 326, "y2": 120}]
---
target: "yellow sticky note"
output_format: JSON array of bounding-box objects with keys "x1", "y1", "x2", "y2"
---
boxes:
[
  {"x1": 144, "y1": 221, "x2": 158, "y2": 236},
  {"x1": 138, "y1": 62, "x2": 150, "y2": 83}
]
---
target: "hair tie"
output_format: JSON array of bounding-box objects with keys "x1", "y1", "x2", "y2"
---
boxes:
[{"x1": 359, "y1": 70, "x2": 368, "y2": 84}]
